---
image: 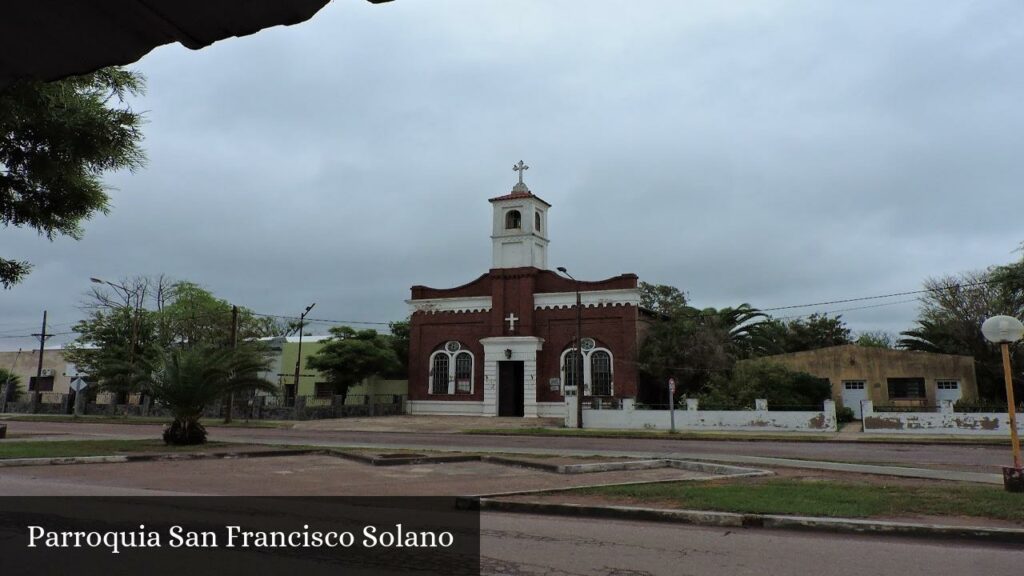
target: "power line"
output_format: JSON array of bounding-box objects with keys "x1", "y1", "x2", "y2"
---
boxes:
[{"x1": 774, "y1": 298, "x2": 920, "y2": 321}]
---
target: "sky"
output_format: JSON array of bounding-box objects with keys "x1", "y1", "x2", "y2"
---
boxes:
[{"x1": 3, "y1": 0, "x2": 1024, "y2": 350}]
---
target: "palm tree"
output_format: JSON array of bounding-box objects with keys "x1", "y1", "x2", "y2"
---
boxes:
[{"x1": 148, "y1": 346, "x2": 275, "y2": 445}]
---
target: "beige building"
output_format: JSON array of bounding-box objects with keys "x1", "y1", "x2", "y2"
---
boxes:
[
  {"x1": 0, "y1": 348, "x2": 85, "y2": 396},
  {"x1": 759, "y1": 345, "x2": 977, "y2": 419}
]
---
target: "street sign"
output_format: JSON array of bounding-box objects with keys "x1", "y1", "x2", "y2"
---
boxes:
[
  {"x1": 69, "y1": 377, "x2": 88, "y2": 392},
  {"x1": 668, "y1": 377, "x2": 676, "y2": 393}
]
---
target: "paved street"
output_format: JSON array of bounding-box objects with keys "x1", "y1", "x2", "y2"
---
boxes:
[
  {"x1": 481, "y1": 513, "x2": 1023, "y2": 575},
  {"x1": 4, "y1": 420, "x2": 1014, "y2": 473}
]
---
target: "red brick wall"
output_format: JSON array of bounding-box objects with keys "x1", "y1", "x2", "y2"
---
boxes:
[{"x1": 410, "y1": 267, "x2": 640, "y2": 405}]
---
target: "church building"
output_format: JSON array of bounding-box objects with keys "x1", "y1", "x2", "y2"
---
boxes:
[{"x1": 406, "y1": 162, "x2": 650, "y2": 417}]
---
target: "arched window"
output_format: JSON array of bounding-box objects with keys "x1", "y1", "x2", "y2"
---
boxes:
[
  {"x1": 562, "y1": 350, "x2": 582, "y2": 391},
  {"x1": 454, "y1": 352, "x2": 473, "y2": 394},
  {"x1": 560, "y1": 345, "x2": 614, "y2": 397},
  {"x1": 430, "y1": 353, "x2": 449, "y2": 395},
  {"x1": 505, "y1": 209, "x2": 521, "y2": 229},
  {"x1": 591, "y1": 350, "x2": 613, "y2": 396},
  {"x1": 429, "y1": 346, "x2": 474, "y2": 395},
  {"x1": 534, "y1": 211, "x2": 542, "y2": 232}
]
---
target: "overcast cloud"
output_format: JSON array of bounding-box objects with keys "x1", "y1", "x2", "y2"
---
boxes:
[{"x1": 3, "y1": 0, "x2": 1024, "y2": 349}]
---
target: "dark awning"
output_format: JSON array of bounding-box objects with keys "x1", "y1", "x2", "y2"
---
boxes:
[{"x1": 0, "y1": 0, "x2": 392, "y2": 88}]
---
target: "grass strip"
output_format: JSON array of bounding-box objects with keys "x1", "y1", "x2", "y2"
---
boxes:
[
  {"x1": 0, "y1": 414, "x2": 291, "y2": 428},
  {"x1": 0, "y1": 439, "x2": 229, "y2": 459},
  {"x1": 570, "y1": 479, "x2": 1024, "y2": 523}
]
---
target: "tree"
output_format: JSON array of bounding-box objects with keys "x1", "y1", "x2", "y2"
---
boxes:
[
  {"x1": 66, "y1": 276, "x2": 279, "y2": 399},
  {"x1": 749, "y1": 313, "x2": 852, "y2": 356},
  {"x1": 701, "y1": 361, "x2": 831, "y2": 408},
  {"x1": 385, "y1": 319, "x2": 410, "y2": 379},
  {"x1": 855, "y1": 330, "x2": 895, "y2": 349},
  {"x1": 639, "y1": 282, "x2": 688, "y2": 316},
  {"x1": 900, "y1": 266, "x2": 1020, "y2": 401},
  {"x1": 306, "y1": 326, "x2": 401, "y2": 404},
  {"x1": 637, "y1": 283, "x2": 767, "y2": 403},
  {"x1": 147, "y1": 346, "x2": 274, "y2": 445},
  {"x1": 1, "y1": 67, "x2": 146, "y2": 288}
]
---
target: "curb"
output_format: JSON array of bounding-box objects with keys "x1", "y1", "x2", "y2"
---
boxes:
[
  {"x1": 474, "y1": 499, "x2": 1024, "y2": 544},
  {"x1": 461, "y1": 430, "x2": 1012, "y2": 447},
  {"x1": 331, "y1": 450, "x2": 480, "y2": 466},
  {"x1": 0, "y1": 448, "x2": 320, "y2": 468}
]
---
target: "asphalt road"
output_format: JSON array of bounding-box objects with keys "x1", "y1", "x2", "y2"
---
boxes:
[
  {"x1": 481, "y1": 513, "x2": 1023, "y2": 576},
  {"x1": 5, "y1": 420, "x2": 1013, "y2": 472}
]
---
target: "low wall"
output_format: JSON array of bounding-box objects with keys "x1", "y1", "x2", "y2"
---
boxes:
[
  {"x1": 577, "y1": 398, "x2": 837, "y2": 432},
  {"x1": 406, "y1": 400, "x2": 485, "y2": 416},
  {"x1": 862, "y1": 400, "x2": 1024, "y2": 435}
]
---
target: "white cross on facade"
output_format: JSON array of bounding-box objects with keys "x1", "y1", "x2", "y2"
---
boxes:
[{"x1": 505, "y1": 313, "x2": 519, "y2": 332}]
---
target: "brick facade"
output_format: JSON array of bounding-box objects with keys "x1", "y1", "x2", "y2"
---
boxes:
[{"x1": 409, "y1": 267, "x2": 644, "y2": 412}]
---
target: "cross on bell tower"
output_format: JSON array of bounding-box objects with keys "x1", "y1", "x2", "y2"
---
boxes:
[
  {"x1": 489, "y1": 160, "x2": 551, "y2": 269},
  {"x1": 513, "y1": 160, "x2": 529, "y2": 192}
]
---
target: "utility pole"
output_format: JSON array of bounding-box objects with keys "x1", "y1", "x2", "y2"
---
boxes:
[
  {"x1": 225, "y1": 305, "x2": 239, "y2": 423},
  {"x1": 29, "y1": 310, "x2": 50, "y2": 411},
  {"x1": 292, "y1": 303, "x2": 316, "y2": 405}
]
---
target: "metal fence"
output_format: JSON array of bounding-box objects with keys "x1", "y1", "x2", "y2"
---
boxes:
[{"x1": 872, "y1": 404, "x2": 943, "y2": 413}]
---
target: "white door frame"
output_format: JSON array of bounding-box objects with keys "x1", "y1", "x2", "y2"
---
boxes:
[{"x1": 479, "y1": 336, "x2": 544, "y2": 417}]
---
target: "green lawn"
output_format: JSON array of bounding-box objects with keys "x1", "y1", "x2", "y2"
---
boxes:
[
  {"x1": 0, "y1": 439, "x2": 228, "y2": 459},
  {"x1": 571, "y1": 479, "x2": 1024, "y2": 523},
  {"x1": 0, "y1": 414, "x2": 292, "y2": 428}
]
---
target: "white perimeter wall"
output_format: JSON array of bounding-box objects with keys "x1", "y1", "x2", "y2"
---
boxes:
[
  {"x1": 862, "y1": 400, "x2": 1024, "y2": 435},
  {"x1": 576, "y1": 399, "x2": 837, "y2": 432}
]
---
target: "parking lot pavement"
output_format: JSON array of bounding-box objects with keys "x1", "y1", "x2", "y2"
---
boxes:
[{"x1": 0, "y1": 454, "x2": 712, "y2": 496}]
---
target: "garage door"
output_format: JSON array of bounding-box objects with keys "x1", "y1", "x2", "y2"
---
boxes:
[
  {"x1": 841, "y1": 381, "x2": 868, "y2": 419},
  {"x1": 936, "y1": 380, "x2": 962, "y2": 404}
]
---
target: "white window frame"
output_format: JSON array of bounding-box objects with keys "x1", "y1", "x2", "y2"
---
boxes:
[
  {"x1": 936, "y1": 380, "x2": 959, "y2": 390},
  {"x1": 559, "y1": 346, "x2": 614, "y2": 396},
  {"x1": 843, "y1": 380, "x2": 866, "y2": 390},
  {"x1": 428, "y1": 348, "x2": 475, "y2": 395}
]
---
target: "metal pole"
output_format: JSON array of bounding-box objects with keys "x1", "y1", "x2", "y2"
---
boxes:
[
  {"x1": 35, "y1": 310, "x2": 47, "y2": 381},
  {"x1": 292, "y1": 303, "x2": 316, "y2": 404},
  {"x1": 225, "y1": 305, "x2": 238, "y2": 424},
  {"x1": 669, "y1": 378, "x2": 676, "y2": 433},
  {"x1": 575, "y1": 284, "x2": 583, "y2": 429},
  {"x1": 1001, "y1": 343, "x2": 1022, "y2": 469},
  {"x1": 28, "y1": 311, "x2": 48, "y2": 412}
]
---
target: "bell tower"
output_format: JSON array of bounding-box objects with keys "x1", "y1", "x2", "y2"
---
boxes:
[{"x1": 490, "y1": 160, "x2": 550, "y2": 269}]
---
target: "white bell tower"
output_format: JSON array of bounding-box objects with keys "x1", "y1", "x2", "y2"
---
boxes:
[{"x1": 490, "y1": 160, "x2": 550, "y2": 269}]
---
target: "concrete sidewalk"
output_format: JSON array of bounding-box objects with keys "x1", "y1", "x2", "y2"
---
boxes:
[{"x1": 246, "y1": 437, "x2": 1005, "y2": 485}]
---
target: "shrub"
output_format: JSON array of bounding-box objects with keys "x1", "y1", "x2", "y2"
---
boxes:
[
  {"x1": 162, "y1": 419, "x2": 207, "y2": 445},
  {"x1": 701, "y1": 361, "x2": 831, "y2": 408},
  {"x1": 0, "y1": 368, "x2": 23, "y2": 402},
  {"x1": 954, "y1": 398, "x2": 1023, "y2": 413},
  {"x1": 836, "y1": 405, "x2": 855, "y2": 423}
]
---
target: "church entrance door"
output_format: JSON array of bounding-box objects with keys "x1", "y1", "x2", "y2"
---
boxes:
[{"x1": 497, "y1": 361, "x2": 525, "y2": 417}]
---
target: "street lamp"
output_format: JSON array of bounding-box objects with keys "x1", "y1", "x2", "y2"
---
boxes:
[
  {"x1": 981, "y1": 315, "x2": 1024, "y2": 492},
  {"x1": 292, "y1": 302, "x2": 316, "y2": 404},
  {"x1": 556, "y1": 267, "x2": 584, "y2": 429}
]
